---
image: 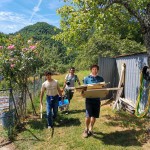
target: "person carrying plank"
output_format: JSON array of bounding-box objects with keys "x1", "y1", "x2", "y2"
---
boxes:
[{"x1": 82, "y1": 64, "x2": 104, "y2": 138}]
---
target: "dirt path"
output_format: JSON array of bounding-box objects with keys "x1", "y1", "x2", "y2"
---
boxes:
[{"x1": 0, "y1": 137, "x2": 16, "y2": 150}]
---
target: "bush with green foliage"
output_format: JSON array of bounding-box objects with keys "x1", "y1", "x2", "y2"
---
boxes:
[{"x1": 0, "y1": 34, "x2": 43, "y2": 89}]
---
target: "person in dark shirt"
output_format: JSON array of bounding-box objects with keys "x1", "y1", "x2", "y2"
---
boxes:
[{"x1": 82, "y1": 64, "x2": 104, "y2": 138}]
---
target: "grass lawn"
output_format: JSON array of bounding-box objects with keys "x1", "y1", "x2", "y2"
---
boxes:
[{"x1": 0, "y1": 71, "x2": 149, "y2": 150}]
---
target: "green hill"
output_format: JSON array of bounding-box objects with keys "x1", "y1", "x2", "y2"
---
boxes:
[
  {"x1": 15, "y1": 22, "x2": 60, "y2": 37},
  {"x1": 0, "y1": 22, "x2": 76, "y2": 73},
  {"x1": 14, "y1": 22, "x2": 74, "y2": 73}
]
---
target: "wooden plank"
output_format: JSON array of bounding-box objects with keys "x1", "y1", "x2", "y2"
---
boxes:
[
  {"x1": 82, "y1": 89, "x2": 109, "y2": 98},
  {"x1": 113, "y1": 63, "x2": 126, "y2": 110},
  {"x1": 0, "y1": 102, "x2": 9, "y2": 104},
  {"x1": 77, "y1": 87, "x2": 121, "y2": 98},
  {"x1": 113, "y1": 87, "x2": 123, "y2": 110},
  {"x1": 86, "y1": 87, "x2": 120, "y2": 91},
  {"x1": 75, "y1": 82, "x2": 107, "y2": 92},
  {"x1": 119, "y1": 97, "x2": 135, "y2": 108}
]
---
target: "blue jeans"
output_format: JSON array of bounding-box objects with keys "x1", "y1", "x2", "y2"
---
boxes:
[{"x1": 46, "y1": 95, "x2": 59, "y2": 127}]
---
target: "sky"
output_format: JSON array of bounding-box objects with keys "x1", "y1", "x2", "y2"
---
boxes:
[{"x1": 0, "y1": 0, "x2": 68, "y2": 34}]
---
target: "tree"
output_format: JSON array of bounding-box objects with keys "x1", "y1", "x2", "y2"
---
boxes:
[
  {"x1": 0, "y1": 34, "x2": 43, "y2": 89},
  {"x1": 55, "y1": 0, "x2": 150, "y2": 65},
  {"x1": 15, "y1": 22, "x2": 76, "y2": 73},
  {"x1": 74, "y1": 31, "x2": 145, "y2": 70},
  {"x1": 105, "y1": 1, "x2": 150, "y2": 66}
]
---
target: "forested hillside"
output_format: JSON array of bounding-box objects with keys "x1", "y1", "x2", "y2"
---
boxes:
[
  {"x1": 0, "y1": 20, "x2": 146, "y2": 73},
  {"x1": 14, "y1": 22, "x2": 75, "y2": 73},
  {"x1": 0, "y1": 22, "x2": 75, "y2": 74}
]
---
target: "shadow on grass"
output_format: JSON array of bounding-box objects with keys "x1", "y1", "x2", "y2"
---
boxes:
[
  {"x1": 27, "y1": 112, "x2": 81, "y2": 129},
  {"x1": 15, "y1": 127, "x2": 44, "y2": 142},
  {"x1": 103, "y1": 112, "x2": 149, "y2": 129},
  {"x1": 27, "y1": 114, "x2": 47, "y2": 130},
  {"x1": 62, "y1": 109, "x2": 85, "y2": 114},
  {"x1": 55, "y1": 114, "x2": 81, "y2": 127},
  {"x1": 93, "y1": 129, "x2": 142, "y2": 147}
]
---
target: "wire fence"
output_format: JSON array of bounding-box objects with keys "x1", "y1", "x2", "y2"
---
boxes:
[{"x1": 0, "y1": 75, "x2": 43, "y2": 132}]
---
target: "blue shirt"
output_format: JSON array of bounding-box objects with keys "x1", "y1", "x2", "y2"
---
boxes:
[
  {"x1": 83, "y1": 75, "x2": 104, "y2": 85},
  {"x1": 83, "y1": 75, "x2": 104, "y2": 102}
]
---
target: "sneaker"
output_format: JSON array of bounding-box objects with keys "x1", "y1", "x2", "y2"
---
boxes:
[
  {"x1": 65, "y1": 111, "x2": 69, "y2": 115},
  {"x1": 88, "y1": 130, "x2": 93, "y2": 136},
  {"x1": 48, "y1": 126, "x2": 52, "y2": 129},
  {"x1": 82, "y1": 130, "x2": 88, "y2": 138}
]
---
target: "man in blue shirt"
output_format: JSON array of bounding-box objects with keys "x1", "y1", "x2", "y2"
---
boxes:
[{"x1": 82, "y1": 64, "x2": 104, "y2": 138}]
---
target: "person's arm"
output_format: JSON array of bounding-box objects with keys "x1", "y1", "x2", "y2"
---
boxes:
[
  {"x1": 62, "y1": 80, "x2": 67, "y2": 91},
  {"x1": 57, "y1": 82, "x2": 63, "y2": 100},
  {"x1": 62, "y1": 74, "x2": 69, "y2": 91}
]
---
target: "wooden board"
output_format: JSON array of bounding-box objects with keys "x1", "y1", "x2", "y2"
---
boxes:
[
  {"x1": 113, "y1": 63, "x2": 126, "y2": 110},
  {"x1": 82, "y1": 88, "x2": 120, "y2": 98},
  {"x1": 75, "y1": 82, "x2": 107, "y2": 92}
]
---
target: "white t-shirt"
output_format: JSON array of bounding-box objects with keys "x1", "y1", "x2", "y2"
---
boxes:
[{"x1": 41, "y1": 79, "x2": 59, "y2": 96}]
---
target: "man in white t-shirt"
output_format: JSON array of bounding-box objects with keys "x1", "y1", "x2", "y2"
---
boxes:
[{"x1": 40, "y1": 71, "x2": 63, "y2": 128}]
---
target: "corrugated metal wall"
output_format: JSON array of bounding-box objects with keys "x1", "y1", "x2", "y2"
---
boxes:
[
  {"x1": 116, "y1": 54, "x2": 148, "y2": 104},
  {"x1": 98, "y1": 57, "x2": 116, "y2": 98},
  {"x1": 99, "y1": 53, "x2": 149, "y2": 113}
]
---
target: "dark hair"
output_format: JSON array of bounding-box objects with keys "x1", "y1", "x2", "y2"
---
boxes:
[
  {"x1": 45, "y1": 71, "x2": 52, "y2": 76},
  {"x1": 70, "y1": 67, "x2": 75, "y2": 70},
  {"x1": 90, "y1": 64, "x2": 99, "y2": 70}
]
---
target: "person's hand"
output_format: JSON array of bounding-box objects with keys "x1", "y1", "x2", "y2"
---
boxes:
[{"x1": 61, "y1": 89, "x2": 64, "y2": 93}]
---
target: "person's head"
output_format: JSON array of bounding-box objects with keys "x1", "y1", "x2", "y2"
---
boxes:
[
  {"x1": 45, "y1": 71, "x2": 52, "y2": 80},
  {"x1": 69, "y1": 67, "x2": 75, "y2": 74},
  {"x1": 90, "y1": 64, "x2": 99, "y2": 76}
]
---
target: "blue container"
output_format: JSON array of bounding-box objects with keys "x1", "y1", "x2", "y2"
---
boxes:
[
  {"x1": 1, "y1": 110, "x2": 14, "y2": 128},
  {"x1": 58, "y1": 99, "x2": 69, "y2": 108}
]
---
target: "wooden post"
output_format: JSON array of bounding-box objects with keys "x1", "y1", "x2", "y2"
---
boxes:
[{"x1": 113, "y1": 63, "x2": 126, "y2": 110}]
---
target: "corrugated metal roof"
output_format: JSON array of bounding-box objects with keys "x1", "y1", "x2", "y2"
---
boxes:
[{"x1": 115, "y1": 52, "x2": 147, "y2": 58}]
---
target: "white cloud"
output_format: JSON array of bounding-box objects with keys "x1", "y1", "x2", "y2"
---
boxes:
[
  {"x1": 0, "y1": 11, "x2": 29, "y2": 24},
  {"x1": 30, "y1": 0, "x2": 43, "y2": 22},
  {"x1": 0, "y1": 23, "x2": 24, "y2": 34},
  {"x1": 0, "y1": 11, "x2": 32, "y2": 34},
  {"x1": 0, "y1": 10, "x2": 60, "y2": 34}
]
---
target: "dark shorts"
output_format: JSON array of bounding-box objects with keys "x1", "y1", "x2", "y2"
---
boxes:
[{"x1": 85, "y1": 98, "x2": 101, "y2": 118}]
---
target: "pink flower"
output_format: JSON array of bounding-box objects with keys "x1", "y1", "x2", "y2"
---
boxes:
[
  {"x1": 0, "y1": 46, "x2": 3, "y2": 49},
  {"x1": 7, "y1": 45, "x2": 15, "y2": 50},
  {"x1": 29, "y1": 45, "x2": 36, "y2": 50},
  {"x1": 10, "y1": 64, "x2": 15, "y2": 68}
]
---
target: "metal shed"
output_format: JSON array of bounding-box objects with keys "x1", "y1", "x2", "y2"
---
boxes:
[{"x1": 98, "y1": 52, "x2": 149, "y2": 113}]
